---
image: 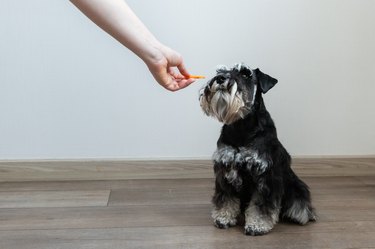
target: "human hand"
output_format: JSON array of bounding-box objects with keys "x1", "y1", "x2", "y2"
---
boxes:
[{"x1": 144, "y1": 45, "x2": 195, "y2": 92}]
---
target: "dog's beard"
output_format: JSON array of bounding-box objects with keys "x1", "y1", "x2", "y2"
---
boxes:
[{"x1": 200, "y1": 82, "x2": 250, "y2": 124}]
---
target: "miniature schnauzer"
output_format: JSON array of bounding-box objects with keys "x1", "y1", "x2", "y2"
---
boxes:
[{"x1": 199, "y1": 63, "x2": 316, "y2": 236}]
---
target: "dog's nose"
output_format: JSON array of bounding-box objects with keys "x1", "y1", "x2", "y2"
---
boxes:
[{"x1": 216, "y1": 75, "x2": 226, "y2": 84}]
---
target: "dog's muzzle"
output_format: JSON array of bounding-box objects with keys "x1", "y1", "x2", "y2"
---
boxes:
[{"x1": 200, "y1": 76, "x2": 248, "y2": 124}]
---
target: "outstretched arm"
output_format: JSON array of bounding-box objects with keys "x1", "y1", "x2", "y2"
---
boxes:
[{"x1": 70, "y1": 0, "x2": 195, "y2": 91}]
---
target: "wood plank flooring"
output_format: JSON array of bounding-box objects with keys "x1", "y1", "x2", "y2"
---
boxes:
[
  {"x1": 1, "y1": 157, "x2": 374, "y2": 182},
  {"x1": 0, "y1": 158, "x2": 374, "y2": 249}
]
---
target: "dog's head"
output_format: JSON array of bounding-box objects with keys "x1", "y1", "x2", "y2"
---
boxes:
[{"x1": 199, "y1": 63, "x2": 278, "y2": 124}]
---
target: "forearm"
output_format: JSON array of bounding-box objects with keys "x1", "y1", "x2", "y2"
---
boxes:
[
  {"x1": 70, "y1": 0, "x2": 194, "y2": 91},
  {"x1": 70, "y1": 0, "x2": 163, "y2": 64}
]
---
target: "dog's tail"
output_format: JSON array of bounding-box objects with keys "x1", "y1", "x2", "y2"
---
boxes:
[{"x1": 281, "y1": 169, "x2": 317, "y2": 224}]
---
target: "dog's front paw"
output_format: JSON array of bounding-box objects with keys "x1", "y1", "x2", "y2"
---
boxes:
[
  {"x1": 211, "y1": 198, "x2": 240, "y2": 229},
  {"x1": 213, "y1": 214, "x2": 237, "y2": 229},
  {"x1": 244, "y1": 224, "x2": 272, "y2": 236},
  {"x1": 212, "y1": 209, "x2": 238, "y2": 229},
  {"x1": 244, "y1": 203, "x2": 277, "y2": 236},
  {"x1": 214, "y1": 219, "x2": 236, "y2": 229},
  {"x1": 235, "y1": 147, "x2": 271, "y2": 175},
  {"x1": 244, "y1": 219, "x2": 274, "y2": 236},
  {"x1": 213, "y1": 145, "x2": 237, "y2": 167}
]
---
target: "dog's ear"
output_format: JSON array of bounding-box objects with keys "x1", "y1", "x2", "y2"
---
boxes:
[{"x1": 255, "y1": 68, "x2": 278, "y2": 94}]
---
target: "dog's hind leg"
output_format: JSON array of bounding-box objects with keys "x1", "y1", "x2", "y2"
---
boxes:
[{"x1": 281, "y1": 170, "x2": 317, "y2": 224}]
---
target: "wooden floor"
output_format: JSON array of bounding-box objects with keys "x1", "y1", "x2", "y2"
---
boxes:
[{"x1": 0, "y1": 158, "x2": 374, "y2": 249}]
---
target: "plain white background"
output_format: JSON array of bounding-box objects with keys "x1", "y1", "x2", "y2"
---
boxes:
[{"x1": 0, "y1": 0, "x2": 374, "y2": 160}]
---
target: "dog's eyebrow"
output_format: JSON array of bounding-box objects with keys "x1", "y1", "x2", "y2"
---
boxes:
[
  {"x1": 216, "y1": 65, "x2": 229, "y2": 72},
  {"x1": 243, "y1": 67, "x2": 253, "y2": 76},
  {"x1": 217, "y1": 72, "x2": 231, "y2": 77},
  {"x1": 216, "y1": 69, "x2": 229, "y2": 75}
]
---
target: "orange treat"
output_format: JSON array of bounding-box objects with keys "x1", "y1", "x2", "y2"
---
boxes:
[{"x1": 186, "y1": 75, "x2": 206, "y2": 79}]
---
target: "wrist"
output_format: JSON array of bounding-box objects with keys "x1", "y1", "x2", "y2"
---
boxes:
[{"x1": 138, "y1": 40, "x2": 166, "y2": 66}]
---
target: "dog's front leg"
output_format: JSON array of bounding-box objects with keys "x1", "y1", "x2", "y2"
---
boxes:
[
  {"x1": 244, "y1": 191, "x2": 280, "y2": 236},
  {"x1": 212, "y1": 189, "x2": 240, "y2": 229},
  {"x1": 235, "y1": 147, "x2": 281, "y2": 235},
  {"x1": 211, "y1": 145, "x2": 241, "y2": 229}
]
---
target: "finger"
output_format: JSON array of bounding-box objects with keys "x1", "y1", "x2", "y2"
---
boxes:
[
  {"x1": 176, "y1": 79, "x2": 196, "y2": 90},
  {"x1": 175, "y1": 78, "x2": 196, "y2": 89},
  {"x1": 163, "y1": 78, "x2": 195, "y2": 92},
  {"x1": 167, "y1": 67, "x2": 180, "y2": 79},
  {"x1": 168, "y1": 67, "x2": 191, "y2": 80},
  {"x1": 174, "y1": 72, "x2": 187, "y2": 80},
  {"x1": 177, "y1": 62, "x2": 190, "y2": 77}
]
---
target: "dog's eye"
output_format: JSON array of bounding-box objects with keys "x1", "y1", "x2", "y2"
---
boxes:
[
  {"x1": 241, "y1": 73, "x2": 249, "y2": 79},
  {"x1": 216, "y1": 76, "x2": 226, "y2": 84},
  {"x1": 240, "y1": 68, "x2": 252, "y2": 79}
]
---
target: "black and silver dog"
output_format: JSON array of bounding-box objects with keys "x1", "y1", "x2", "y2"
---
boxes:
[{"x1": 199, "y1": 63, "x2": 316, "y2": 235}]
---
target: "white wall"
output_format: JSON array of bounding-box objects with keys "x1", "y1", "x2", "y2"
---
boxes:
[{"x1": 0, "y1": 0, "x2": 374, "y2": 160}]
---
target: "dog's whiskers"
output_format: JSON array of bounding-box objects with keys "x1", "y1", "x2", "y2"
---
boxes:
[{"x1": 207, "y1": 82, "x2": 246, "y2": 124}]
